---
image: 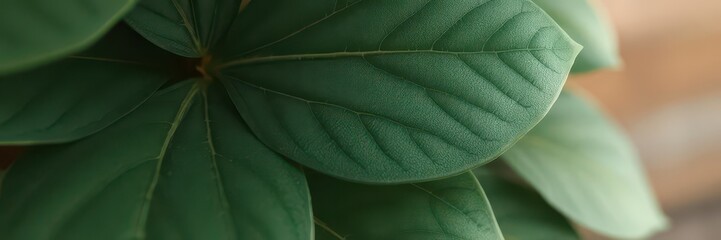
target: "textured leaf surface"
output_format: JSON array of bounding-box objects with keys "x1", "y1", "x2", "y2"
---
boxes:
[
  {"x1": 475, "y1": 169, "x2": 579, "y2": 240},
  {"x1": 0, "y1": 24, "x2": 175, "y2": 145},
  {"x1": 309, "y1": 171, "x2": 503, "y2": 240},
  {"x1": 0, "y1": 81, "x2": 312, "y2": 240},
  {"x1": 532, "y1": 0, "x2": 619, "y2": 72},
  {"x1": 125, "y1": 0, "x2": 242, "y2": 57},
  {"x1": 502, "y1": 89, "x2": 668, "y2": 239},
  {"x1": 219, "y1": 0, "x2": 582, "y2": 183},
  {"x1": 0, "y1": 0, "x2": 137, "y2": 75}
]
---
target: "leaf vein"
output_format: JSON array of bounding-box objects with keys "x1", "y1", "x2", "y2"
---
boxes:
[
  {"x1": 377, "y1": 0, "x2": 434, "y2": 50},
  {"x1": 357, "y1": 115, "x2": 410, "y2": 172},
  {"x1": 432, "y1": 0, "x2": 496, "y2": 50},
  {"x1": 308, "y1": 104, "x2": 368, "y2": 171},
  {"x1": 238, "y1": 0, "x2": 364, "y2": 56},
  {"x1": 456, "y1": 55, "x2": 531, "y2": 109},
  {"x1": 132, "y1": 82, "x2": 200, "y2": 239},
  {"x1": 201, "y1": 89, "x2": 238, "y2": 239},
  {"x1": 362, "y1": 57, "x2": 504, "y2": 139},
  {"x1": 223, "y1": 75, "x2": 477, "y2": 155}
]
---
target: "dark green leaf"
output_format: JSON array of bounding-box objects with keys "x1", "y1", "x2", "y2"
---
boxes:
[
  {"x1": 502, "y1": 89, "x2": 668, "y2": 239},
  {"x1": 0, "y1": 24, "x2": 174, "y2": 145},
  {"x1": 475, "y1": 169, "x2": 579, "y2": 240},
  {"x1": 0, "y1": 169, "x2": 6, "y2": 191},
  {"x1": 218, "y1": 0, "x2": 582, "y2": 183},
  {"x1": 532, "y1": 0, "x2": 620, "y2": 72},
  {"x1": 0, "y1": 0, "x2": 137, "y2": 75},
  {"x1": 0, "y1": 81, "x2": 312, "y2": 240},
  {"x1": 125, "y1": 0, "x2": 242, "y2": 57},
  {"x1": 308, "y1": 171, "x2": 503, "y2": 240}
]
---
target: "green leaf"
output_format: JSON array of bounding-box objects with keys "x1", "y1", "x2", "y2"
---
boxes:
[
  {"x1": 0, "y1": 0, "x2": 137, "y2": 75},
  {"x1": 502, "y1": 89, "x2": 668, "y2": 239},
  {"x1": 531, "y1": 0, "x2": 620, "y2": 72},
  {"x1": 0, "y1": 81, "x2": 313, "y2": 240},
  {"x1": 217, "y1": 0, "x2": 582, "y2": 183},
  {"x1": 308, "y1": 171, "x2": 504, "y2": 240},
  {"x1": 0, "y1": 24, "x2": 175, "y2": 145},
  {"x1": 474, "y1": 169, "x2": 579, "y2": 240},
  {"x1": 125, "y1": 0, "x2": 242, "y2": 57},
  {"x1": 0, "y1": 169, "x2": 6, "y2": 190}
]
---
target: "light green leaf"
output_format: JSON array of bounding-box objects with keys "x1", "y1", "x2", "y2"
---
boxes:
[
  {"x1": 218, "y1": 0, "x2": 582, "y2": 183},
  {"x1": 475, "y1": 169, "x2": 579, "y2": 240},
  {"x1": 125, "y1": 0, "x2": 242, "y2": 57},
  {"x1": 0, "y1": 0, "x2": 137, "y2": 75},
  {"x1": 0, "y1": 24, "x2": 175, "y2": 145},
  {"x1": 0, "y1": 81, "x2": 312, "y2": 240},
  {"x1": 502, "y1": 89, "x2": 668, "y2": 239},
  {"x1": 532, "y1": 0, "x2": 620, "y2": 72},
  {"x1": 308, "y1": 171, "x2": 504, "y2": 240}
]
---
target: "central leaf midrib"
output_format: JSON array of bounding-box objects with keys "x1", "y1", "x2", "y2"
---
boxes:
[
  {"x1": 133, "y1": 82, "x2": 200, "y2": 239},
  {"x1": 314, "y1": 216, "x2": 345, "y2": 240},
  {"x1": 201, "y1": 89, "x2": 238, "y2": 238},
  {"x1": 67, "y1": 56, "x2": 151, "y2": 66},
  {"x1": 410, "y1": 180, "x2": 487, "y2": 232},
  {"x1": 170, "y1": 0, "x2": 204, "y2": 55},
  {"x1": 217, "y1": 47, "x2": 572, "y2": 69}
]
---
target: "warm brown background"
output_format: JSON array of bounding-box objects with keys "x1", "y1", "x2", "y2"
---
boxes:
[{"x1": 577, "y1": 0, "x2": 721, "y2": 239}]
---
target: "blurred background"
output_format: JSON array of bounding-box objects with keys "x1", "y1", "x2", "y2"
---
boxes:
[{"x1": 577, "y1": 0, "x2": 721, "y2": 239}]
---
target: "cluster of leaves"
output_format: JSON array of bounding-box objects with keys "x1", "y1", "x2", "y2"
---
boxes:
[{"x1": 0, "y1": 0, "x2": 667, "y2": 239}]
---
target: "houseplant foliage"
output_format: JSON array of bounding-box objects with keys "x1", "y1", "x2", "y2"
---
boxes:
[
  {"x1": 0, "y1": 0, "x2": 665, "y2": 239},
  {"x1": 502, "y1": 90, "x2": 667, "y2": 238},
  {"x1": 531, "y1": 0, "x2": 620, "y2": 72}
]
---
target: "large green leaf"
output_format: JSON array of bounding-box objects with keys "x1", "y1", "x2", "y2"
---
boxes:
[
  {"x1": 475, "y1": 169, "x2": 579, "y2": 240},
  {"x1": 502, "y1": 89, "x2": 667, "y2": 239},
  {"x1": 532, "y1": 0, "x2": 619, "y2": 72},
  {"x1": 308, "y1": 171, "x2": 504, "y2": 240},
  {"x1": 0, "y1": 24, "x2": 175, "y2": 145},
  {"x1": 125, "y1": 0, "x2": 242, "y2": 57},
  {"x1": 0, "y1": 0, "x2": 137, "y2": 75},
  {"x1": 217, "y1": 0, "x2": 582, "y2": 183},
  {"x1": 0, "y1": 81, "x2": 313, "y2": 240}
]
